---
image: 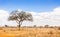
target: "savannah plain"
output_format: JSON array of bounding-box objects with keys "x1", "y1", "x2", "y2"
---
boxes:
[{"x1": 0, "y1": 27, "x2": 60, "y2": 37}]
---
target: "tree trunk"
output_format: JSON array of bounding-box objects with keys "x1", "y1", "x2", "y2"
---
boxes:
[
  {"x1": 19, "y1": 22, "x2": 20, "y2": 30},
  {"x1": 18, "y1": 21, "x2": 22, "y2": 30}
]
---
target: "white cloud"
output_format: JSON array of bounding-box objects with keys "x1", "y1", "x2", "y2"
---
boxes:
[
  {"x1": 0, "y1": 10, "x2": 9, "y2": 26},
  {"x1": 0, "y1": 10, "x2": 17, "y2": 26},
  {"x1": 0, "y1": 7, "x2": 60, "y2": 26},
  {"x1": 29, "y1": 7, "x2": 60, "y2": 26}
]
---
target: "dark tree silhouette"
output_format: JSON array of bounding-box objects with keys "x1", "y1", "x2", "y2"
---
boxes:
[
  {"x1": 45, "y1": 25, "x2": 49, "y2": 28},
  {"x1": 5, "y1": 25, "x2": 8, "y2": 27},
  {"x1": 8, "y1": 10, "x2": 33, "y2": 30},
  {"x1": 34, "y1": 25, "x2": 36, "y2": 27}
]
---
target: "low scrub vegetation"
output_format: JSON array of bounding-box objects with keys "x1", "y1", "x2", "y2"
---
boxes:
[{"x1": 0, "y1": 27, "x2": 60, "y2": 37}]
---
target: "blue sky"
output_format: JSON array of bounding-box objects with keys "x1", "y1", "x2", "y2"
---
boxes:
[
  {"x1": 0, "y1": 0, "x2": 60, "y2": 12},
  {"x1": 0, "y1": 0, "x2": 60, "y2": 26}
]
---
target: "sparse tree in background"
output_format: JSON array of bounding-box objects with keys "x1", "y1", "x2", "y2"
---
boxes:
[
  {"x1": 34, "y1": 25, "x2": 36, "y2": 27},
  {"x1": 5, "y1": 25, "x2": 8, "y2": 27},
  {"x1": 8, "y1": 10, "x2": 33, "y2": 30},
  {"x1": 39, "y1": 26, "x2": 43, "y2": 28},
  {"x1": 45, "y1": 25, "x2": 49, "y2": 28}
]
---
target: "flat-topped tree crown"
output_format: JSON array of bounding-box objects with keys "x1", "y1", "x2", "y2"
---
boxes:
[{"x1": 8, "y1": 10, "x2": 33, "y2": 30}]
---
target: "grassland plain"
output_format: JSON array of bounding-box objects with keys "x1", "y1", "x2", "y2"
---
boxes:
[{"x1": 0, "y1": 27, "x2": 60, "y2": 37}]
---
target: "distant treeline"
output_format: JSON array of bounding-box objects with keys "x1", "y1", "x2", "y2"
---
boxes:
[{"x1": 0, "y1": 25, "x2": 60, "y2": 28}]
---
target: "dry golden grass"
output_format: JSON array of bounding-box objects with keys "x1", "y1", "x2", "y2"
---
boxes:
[{"x1": 0, "y1": 27, "x2": 60, "y2": 37}]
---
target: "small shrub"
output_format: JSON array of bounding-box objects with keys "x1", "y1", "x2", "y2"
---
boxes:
[
  {"x1": 48, "y1": 31, "x2": 53, "y2": 34},
  {"x1": 0, "y1": 28, "x2": 3, "y2": 30},
  {"x1": 58, "y1": 27, "x2": 60, "y2": 30}
]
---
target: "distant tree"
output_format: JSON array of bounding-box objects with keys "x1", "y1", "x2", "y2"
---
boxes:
[
  {"x1": 39, "y1": 26, "x2": 43, "y2": 28},
  {"x1": 45, "y1": 25, "x2": 49, "y2": 28},
  {"x1": 8, "y1": 10, "x2": 33, "y2": 30},
  {"x1": 5, "y1": 25, "x2": 8, "y2": 27},
  {"x1": 50, "y1": 26, "x2": 53, "y2": 28},
  {"x1": 54, "y1": 26, "x2": 58, "y2": 28},
  {"x1": 33, "y1": 25, "x2": 36, "y2": 27}
]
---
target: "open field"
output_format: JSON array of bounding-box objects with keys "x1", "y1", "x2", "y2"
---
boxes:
[{"x1": 0, "y1": 27, "x2": 60, "y2": 37}]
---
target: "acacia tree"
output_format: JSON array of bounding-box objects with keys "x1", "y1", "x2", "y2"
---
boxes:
[{"x1": 8, "y1": 10, "x2": 33, "y2": 30}]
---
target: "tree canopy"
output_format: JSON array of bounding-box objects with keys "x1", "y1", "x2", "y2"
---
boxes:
[{"x1": 8, "y1": 10, "x2": 33, "y2": 30}]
